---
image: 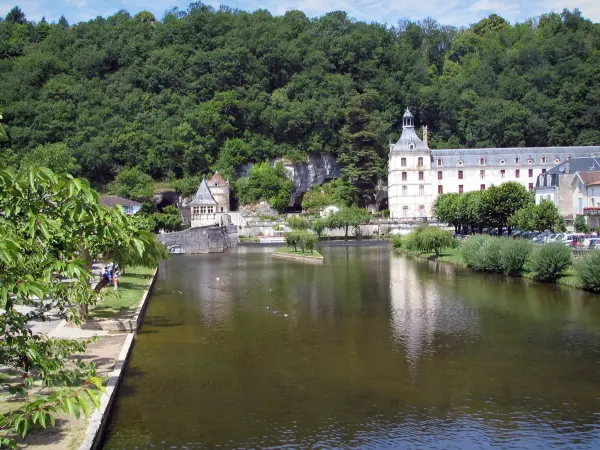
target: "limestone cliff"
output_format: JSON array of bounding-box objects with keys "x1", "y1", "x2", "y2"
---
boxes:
[{"x1": 239, "y1": 154, "x2": 339, "y2": 206}]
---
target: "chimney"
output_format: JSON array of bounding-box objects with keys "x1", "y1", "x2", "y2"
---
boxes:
[{"x1": 423, "y1": 125, "x2": 429, "y2": 147}]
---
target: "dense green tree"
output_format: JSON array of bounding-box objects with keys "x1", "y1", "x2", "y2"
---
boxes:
[
  {"x1": 478, "y1": 182, "x2": 532, "y2": 233},
  {"x1": 236, "y1": 161, "x2": 293, "y2": 212},
  {"x1": 20, "y1": 142, "x2": 80, "y2": 175},
  {"x1": 574, "y1": 214, "x2": 589, "y2": 232},
  {"x1": 108, "y1": 167, "x2": 155, "y2": 201},
  {"x1": 0, "y1": 167, "x2": 166, "y2": 448},
  {"x1": 325, "y1": 206, "x2": 372, "y2": 240},
  {"x1": 414, "y1": 226, "x2": 456, "y2": 257},
  {"x1": 0, "y1": 6, "x2": 598, "y2": 206},
  {"x1": 432, "y1": 193, "x2": 460, "y2": 232}
]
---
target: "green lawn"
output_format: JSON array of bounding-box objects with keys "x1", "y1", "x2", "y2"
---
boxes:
[
  {"x1": 90, "y1": 266, "x2": 156, "y2": 319},
  {"x1": 274, "y1": 247, "x2": 323, "y2": 258}
]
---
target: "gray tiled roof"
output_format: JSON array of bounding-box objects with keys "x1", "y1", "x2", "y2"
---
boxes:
[
  {"x1": 535, "y1": 156, "x2": 600, "y2": 188},
  {"x1": 432, "y1": 146, "x2": 600, "y2": 169},
  {"x1": 190, "y1": 178, "x2": 217, "y2": 206},
  {"x1": 99, "y1": 195, "x2": 141, "y2": 207}
]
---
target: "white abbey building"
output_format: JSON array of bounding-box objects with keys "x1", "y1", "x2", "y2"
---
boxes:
[{"x1": 388, "y1": 109, "x2": 600, "y2": 219}]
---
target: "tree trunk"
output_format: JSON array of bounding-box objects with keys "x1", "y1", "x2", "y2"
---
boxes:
[
  {"x1": 344, "y1": 225, "x2": 349, "y2": 241},
  {"x1": 79, "y1": 246, "x2": 93, "y2": 317}
]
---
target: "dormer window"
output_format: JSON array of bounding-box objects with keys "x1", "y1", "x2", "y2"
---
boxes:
[
  {"x1": 457, "y1": 160, "x2": 463, "y2": 166},
  {"x1": 499, "y1": 159, "x2": 505, "y2": 165},
  {"x1": 408, "y1": 143, "x2": 415, "y2": 150},
  {"x1": 541, "y1": 157, "x2": 547, "y2": 164},
  {"x1": 554, "y1": 158, "x2": 560, "y2": 163},
  {"x1": 479, "y1": 157, "x2": 485, "y2": 165},
  {"x1": 528, "y1": 158, "x2": 534, "y2": 164},
  {"x1": 514, "y1": 157, "x2": 520, "y2": 164}
]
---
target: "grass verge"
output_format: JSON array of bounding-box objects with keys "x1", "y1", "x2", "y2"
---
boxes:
[
  {"x1": 394, "y1": 247, "x2": 585, "y2": 289},
  {"x1": 90, "y1": 266, "x2": 156, "y2": 319}
]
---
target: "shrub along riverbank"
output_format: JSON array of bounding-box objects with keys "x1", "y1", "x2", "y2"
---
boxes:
[{"x1": 392, "y1": 231, "x2": 600, "y2": 292}]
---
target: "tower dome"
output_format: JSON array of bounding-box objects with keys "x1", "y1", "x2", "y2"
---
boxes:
[{"x1": 391, "y1": 108, "x2": 428, "y2": 152}]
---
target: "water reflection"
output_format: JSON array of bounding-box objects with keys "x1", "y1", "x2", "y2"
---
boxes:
[{"x1": 389, "y1": 255, "x2": 479, "y2": 364}]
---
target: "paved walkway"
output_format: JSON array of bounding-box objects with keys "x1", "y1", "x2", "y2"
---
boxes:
[{"x1": 3, "y1": 261, "x2": 134, "y2": 448}]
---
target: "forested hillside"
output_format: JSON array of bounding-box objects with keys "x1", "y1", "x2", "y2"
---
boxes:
[{"x1": 0, "y1": 4, "x2": 599, "y2": 202}]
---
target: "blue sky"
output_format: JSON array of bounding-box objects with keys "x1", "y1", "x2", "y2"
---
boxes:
[{"x1": 0, "y1": 0, "x2": 598, "y2": 27}]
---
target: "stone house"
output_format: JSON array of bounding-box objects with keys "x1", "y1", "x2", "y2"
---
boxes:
[
  {"x1": 183, "y1": 172, "x2": 231, "y2": 228},
  {"x1": 535, "y1": 157, "x2": 600, "y2": 227}
]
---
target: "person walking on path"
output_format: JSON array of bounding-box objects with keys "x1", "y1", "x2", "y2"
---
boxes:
[{"x1": 113, "y1": 268, "x2": 119, "y2": 291}]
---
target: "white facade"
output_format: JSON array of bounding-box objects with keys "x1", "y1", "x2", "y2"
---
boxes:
[{"x1": 388, "y1": 109, "x2": 600, "y2": 219}]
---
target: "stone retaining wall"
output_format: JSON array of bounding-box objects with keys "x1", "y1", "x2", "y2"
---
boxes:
[{"x1": 158, "y1": 225, "x2": 238, "y2": 254}]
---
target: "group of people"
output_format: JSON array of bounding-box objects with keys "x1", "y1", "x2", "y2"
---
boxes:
[{"x1": 102, "y1": 262, "x2": 120, "y2": 291}]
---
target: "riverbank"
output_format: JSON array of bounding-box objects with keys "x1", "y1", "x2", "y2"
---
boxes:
[
  {"x1": 1, "y1": 265, "x2": 160, "y2": 449},
  {"x1": 394, "y1": 247, "x2": 581, "y2": 289}
]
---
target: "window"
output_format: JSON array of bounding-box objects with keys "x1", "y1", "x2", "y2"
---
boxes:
[
  {"x1": 402, "y1": 172, "x2": 407, "y2": 181},
  {"x1": 418, "y1": 157, "x2": 423, "y2": 166},
  {"x1": 480, "y1": 170, "x2": 485, "y2": 179},
  {"x1": 542, "y1": 169, "x2": 546, "y2": 174},
  {"x1": 419, "y1": 185, "x2": 424, "y2": 195},
  {"x1": 221, "y1": 207, "x2": 224, "y2": 212},
  {"x1": 458, "y1": 170, "x2": 464, "y2": 180},
  {"x1": 192, "y1": 206, "x2": 200, "y2": 215},
  {"x1": 541, "y1": 157, "x2": 547, "y2": 164},
  {"x1": 438, "y1": 185, "x2": 443, "y2": 194},
  {"x1": 479, "y1": 157, "x2": 485, "y2": 165},
  {"x1": 515, "y1": 169, "x2": 520, "y2": 178},
  {"x1": 501, "y1": 169, "x2": 506, "y2": 178},
  {"x1": 418, "y1": 171, "x2": 424, "y2": 181},
  {"x1": 515, "y1": 157, "x2": 520, "y2": 164},
  {"x1": 528, "y1": 158, "x2": 533, "y2": 164},
  {"x1": 458, "y1": 160, "x2": 464, "y2": 166},
  {"x1": 401, "y1": 157, "x2": 407, "y2": 166},
  {"x1": 459, "y1": 185, "x2": 464, "y2": 194},
  {"x1": 554, "y1": 158, "x2": 560, "y2": 163},
  {"x1": 402, "y1": 206, "x2": 408, "y2": 217},
  {"x1": 409, "y1": 143, "x2": 415, "y2": 150},
  {"x1": 437, "y1": 171, "x2": 443, "y2": 180},
  {"x1": 528, "y1": 169, "x2": 533, "y2": 178},
  {"x1": 402, "y1": 186, "x2": 407, "y2": 196},
  {"x1": 437, "y1": 158, "x2": 443, "y2": 166},
  {"x1": 528, "y1": 183, "x2": 533, "y2": 191},
  {"x1": 500, "y1": 159, "x2": 505, "y2": 165},
  {"x1": 419, "y1": 205, "x2": 425, "y2": 216},
  {"x1": 208, "y1": 206, "x2": 214, "y2": 214},
  {"x1": 480, "y1": 184, "x2": 486, "y2": 190}
]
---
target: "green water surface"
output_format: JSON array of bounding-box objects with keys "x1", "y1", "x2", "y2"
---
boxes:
[{"x1": 103, "y1": 245, "x2": 600, "y2": 449}]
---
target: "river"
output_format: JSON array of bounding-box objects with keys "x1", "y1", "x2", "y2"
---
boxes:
[{"x1": 103, "y1": 244, "x2": 600, "y2": 449}]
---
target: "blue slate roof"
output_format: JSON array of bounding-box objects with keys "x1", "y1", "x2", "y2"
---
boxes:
[
  {"x1": 190, "y1": 178, "x2": 217, "y2": 206},
  {"x1": 535, "y1": 156, "x2": 600, "y2": 188},
  {"x1": 432, "y1": 147, "x2": 600, "y2": 169}
]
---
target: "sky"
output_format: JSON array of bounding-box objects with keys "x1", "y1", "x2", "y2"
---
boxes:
[{"x1": 0, "y1": 0, "x2": 599, "y2": 27}]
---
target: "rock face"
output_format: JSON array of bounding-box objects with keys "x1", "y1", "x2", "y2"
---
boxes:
[{"x1": 239, "y1": 154, "x2": 339, "y2": 206}]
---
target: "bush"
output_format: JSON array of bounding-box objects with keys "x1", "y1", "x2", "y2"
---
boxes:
[
  {"x1": 403, "y1": 231, "x2": 419, "y2": 251},
  {"x1": 461, "y1": 235, "x2": 502, "y2": 271},
  {"x1": 284, "y1": 230, "x2": 317, "y2": 253},
  {"x1": 500, "y1": 239, "x2": 533, "y2": 275},
  {"x1": 576, "y1": 251, "x2": 600, "y2": 292},
  {"x1": 287, "y1": 215, "x2": 309, "y2": 230},
  {"x1": 529, "y1": 243, "x2": 572, "y2": 281},
  {"x1": 391, "y1": 235, "x2": 402, "y2": 249},
  {"x1": 414, "y1": 226, "x2": 456, "y2": 257},
  {"x1": 382, "y1": 209, "x2": 390, "y2": 218}
]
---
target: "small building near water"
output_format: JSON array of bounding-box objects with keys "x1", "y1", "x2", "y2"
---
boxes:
[
  {"x1": 99, "y1": 195, "x2": 141, "y2": 215},
  {"x1": 182, "y1": 172, "x2": 231, "y2": 228}
]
